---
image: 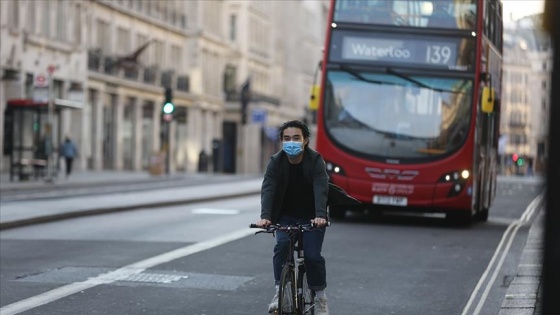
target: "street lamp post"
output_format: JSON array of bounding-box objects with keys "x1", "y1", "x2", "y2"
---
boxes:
[{"x1": 45, "y1": 65, "x2": 57, "y2": 183}]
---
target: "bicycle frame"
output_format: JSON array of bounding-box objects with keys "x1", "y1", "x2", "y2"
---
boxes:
[
  {"x1": 251, "y1": 223, "x2": 322, "y2": 315},
  {"x1": 285, "y1": 226, "x2": 311, "y2": 315}
]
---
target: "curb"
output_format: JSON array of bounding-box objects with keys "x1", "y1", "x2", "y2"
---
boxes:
[
  {"x1": 0, "y1": 174, "x2": 223, "y2": 193},
  {"x1": 499, "y1": 207, "x2": 544, "y2": 315},
  {"x1": 0, "y1": 190, "x2": 261, "y2": 231}
]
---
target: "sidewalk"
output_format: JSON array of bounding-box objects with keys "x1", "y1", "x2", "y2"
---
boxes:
[
  {"x1": 499, "y1": 207, "x2": 544, "y2": 315},
  {"x1": 0, "y1": 170, "x2": 263, "y2": 229},
  {"x1": 1, "y1": 170, "x2": 199, "y2": 191}
]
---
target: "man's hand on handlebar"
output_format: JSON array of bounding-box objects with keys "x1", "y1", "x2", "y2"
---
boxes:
[
  {"x1": 312, "y1": 217, "x2": 328, "y2": 227},
  {"x1": 256, "y1": 219, "x2": 272, "y2": 228}
]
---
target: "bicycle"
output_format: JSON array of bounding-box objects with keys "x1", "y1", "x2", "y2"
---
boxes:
[{"x1": 250, "y1": 222, "x2": 329, "y2": 315}]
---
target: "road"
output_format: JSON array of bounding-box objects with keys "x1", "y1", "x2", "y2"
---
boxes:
[{"x1": 0, "y1": 177, "x2": 543, "y2": 314}]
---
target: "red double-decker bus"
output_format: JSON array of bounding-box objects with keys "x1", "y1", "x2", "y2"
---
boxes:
[{"x1": 315, "y1": 0, "x2": 503, "y2": 224}]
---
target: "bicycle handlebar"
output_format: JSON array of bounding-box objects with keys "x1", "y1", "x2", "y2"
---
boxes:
[{"x1": 249, "y1": 222, "x2": 330, "y2": 232}]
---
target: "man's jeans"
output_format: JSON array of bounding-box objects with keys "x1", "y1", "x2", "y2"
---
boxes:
[{"x1": 273, "y1": 216, "x2": 327, "y2": 291}]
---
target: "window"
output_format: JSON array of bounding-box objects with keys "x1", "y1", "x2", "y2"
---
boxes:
[
  {"x1": 137, "y1": 34, "x2": 149, "y2": 65},
  {"x1": 27, "y1": 0, "x2": 36, "y2": 33},
  {"x1": 230, "y1": 15, "x2": 237, "y2": 41},
  {"x1": 43, "y1": 0, "x2": 51, "y2": 37},
  {"x1": 7, "y1": 0, "x2": 19, "y2": 29},
  {"x1": 153, "y1": 40, "x2": 163, "y2": 67},
  {"x1": 56, "y1": 0, "x2": 66, "y2": 42},
  {"x1": 96, "y1": 20, "x2": 110, "y2": 53},
  {"x1": 74, "y1": 4, "x2": 82, "y2": 45},
  {"x1": 117, "y1": 27, "x2": 131, "y2": 55},
  {"x1": 171, "y1": 45, "x2": 182, "y2": 69},
  {"x1": 223, "y1": 65, "x2": 237, "y2": 93}
]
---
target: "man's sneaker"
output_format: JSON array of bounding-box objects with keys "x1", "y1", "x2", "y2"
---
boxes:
[
  {"x1": 315, "y1": 296, "x2": 330, "y2": 315},
  {"x1": 268, "y1": 292, "x2": 279, "y2": 313}
]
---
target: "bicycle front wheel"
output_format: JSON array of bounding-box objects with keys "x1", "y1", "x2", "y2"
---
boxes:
[
  {"x1": 298, "y1": 268, "x2": 315, "y2": 315},
  {"x1": 278, "y1": 265, "x2": 296, "y2": 315}
]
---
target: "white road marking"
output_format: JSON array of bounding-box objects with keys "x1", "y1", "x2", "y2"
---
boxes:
[
  {"x1": 0, "y1": 228, "x2": 255, "y2": 315},
  {"x1": 191, "y1": 208, "x2": 240, "y2": 215},
  {"x1": 461, "y1": 194, "x2": 543, "y2": 315}
]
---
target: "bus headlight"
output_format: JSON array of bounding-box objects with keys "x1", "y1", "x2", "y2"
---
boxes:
[
  {"x1": 325, "y1": 161, "x2": 345, "y2": 175},
  {"x1": 438, "y1": 169, "x2": 470, "y2": 197},
  {"x1": 438, "y1": 169, "x2": 470, "y2": 183}
]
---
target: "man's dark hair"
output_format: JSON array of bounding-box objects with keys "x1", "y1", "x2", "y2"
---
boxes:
[{"x1": 279, "y1": 120, "x2": 310, "y2": 140}]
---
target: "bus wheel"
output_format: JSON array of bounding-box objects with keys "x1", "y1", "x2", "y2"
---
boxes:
[
  {"x1": 475, "y1": 207, "x2": 489, "y2": 221},
  {"x1": 474, "y1": 180, "x2": 489, "y2": 222},
  {"x1": 328, "y1": 205, "x2": 346, "y2": 220},
  {"x1": 445, "y1": 211, "x2": 472, "y2": 226}
]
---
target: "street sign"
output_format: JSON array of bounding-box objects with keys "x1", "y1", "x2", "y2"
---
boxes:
[
  {"x1": 35, "y1": 74, "x2": 48, "y2": 88},
  {"x1": 163, "y1": 113, "x2": 173, "y2": 122},
  {"x1": 33, "y1": 87, "x2": 49, "y2": 102},
  {"x1": 47, "y1": 65, "x2": 57, "y2": 75},
  {"x1": 251, "y1": 109, "x2": 266, "y2": 124},
  {"x1": 498, "y1": 135, "x2": 508, "y2": 155}
]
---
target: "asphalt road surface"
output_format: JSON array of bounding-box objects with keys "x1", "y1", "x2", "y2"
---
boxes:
[{"x1": 0, "y1": 177, "x2": 542, "y2": 314}]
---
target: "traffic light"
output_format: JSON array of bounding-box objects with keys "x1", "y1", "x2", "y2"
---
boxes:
[
  {"x1": 512, "y1": 153, "x2": 525, "y2": 166},
  {"x1": 162, "y1": 88, "x2": 174, "y2": 122}
]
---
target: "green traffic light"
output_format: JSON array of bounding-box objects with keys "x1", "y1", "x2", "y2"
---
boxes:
[
  {"x1": 517, "y1": 158, "x2": 525, "y2": 166},
  {"x1": 163, "y1": 102, "x2": 175, "y2": 114}
]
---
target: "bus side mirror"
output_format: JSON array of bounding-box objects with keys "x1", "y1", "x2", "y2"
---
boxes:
[
  {"x1": 309, "y1": 85, "x2": 320, "y2": 110},
  {"x1": 481, "y1": 87, "x2": 495, "y2": 113}
]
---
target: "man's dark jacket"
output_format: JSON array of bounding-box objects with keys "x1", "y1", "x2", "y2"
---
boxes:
[{"x1": 261, "y1": 147, "x2": 329, "y2": 224}]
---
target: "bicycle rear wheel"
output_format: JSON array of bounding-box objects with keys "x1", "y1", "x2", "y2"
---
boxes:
[
  {"x1": 298, "y1": 268, "x2": 315, "y2": 315},
  {"x1": 278, "y1": 265, "x2": 296, "y2": 314}
]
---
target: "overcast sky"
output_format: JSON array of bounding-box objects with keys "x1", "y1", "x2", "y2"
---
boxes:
[{"x1": 502, "y1": 0, "x2": 545, "y2": 21}]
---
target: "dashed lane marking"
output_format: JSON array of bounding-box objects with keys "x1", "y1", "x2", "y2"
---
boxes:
[{"x1": 191, "y1": 208, "x2": 240, "y2": 215}]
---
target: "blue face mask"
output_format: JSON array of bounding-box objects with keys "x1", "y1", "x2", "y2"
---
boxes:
[{"x1": 282, "y1": 141, "x2": 304, "y2": 158}]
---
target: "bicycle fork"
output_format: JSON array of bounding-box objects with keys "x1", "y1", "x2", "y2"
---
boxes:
[{"x1": 295, "y1": 247, "x2": 315, "y2": 314}]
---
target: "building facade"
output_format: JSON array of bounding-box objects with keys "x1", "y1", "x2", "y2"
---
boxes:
[
  {"x1": 1, "y1": 0, "x2": 329, "y2": 178},
  {"x1": 0, "y1": 0, "x2": 87, "y2": 176},
  {"x1": 502, "y1": 14, "x2": 551, "y2": 174}
]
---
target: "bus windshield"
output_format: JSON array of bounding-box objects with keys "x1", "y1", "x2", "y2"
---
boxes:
[
  {"x1": 334, "y1": 0, "x2": 477, "y2": 30},
  {"x1": 323, "y1": 70, "x2": 473, "y2": 161}
]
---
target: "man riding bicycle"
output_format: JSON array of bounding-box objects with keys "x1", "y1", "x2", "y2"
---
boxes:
[{"x1": 255, "y1": 120, "x2": 330, "y2": 315}]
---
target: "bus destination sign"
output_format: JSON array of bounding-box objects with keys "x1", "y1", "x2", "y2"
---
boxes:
[{"x1": 330, "y1": 31, "x2": 470, "y2": 71}]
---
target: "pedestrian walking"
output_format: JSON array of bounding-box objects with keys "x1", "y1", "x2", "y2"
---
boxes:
[
  {"x1": 526, "y1": 158, "x2": 534, "y2": 176},
  {"x1": 255, "y1": 120, "x2": 330, "y2": 315},
  {"x1": 59, "y1": 137, "x2": 78, "y2": 178}
]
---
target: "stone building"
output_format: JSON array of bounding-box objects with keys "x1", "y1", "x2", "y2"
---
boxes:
[
  {"x1": 502, "y1": 14, "x2": 551, "y2": 174},
  {"x1": 0, "y1": 0, "x2": 87, "y2": 177},
  {"x1": 0, "y1": 0, "x2": 328, "y2": 178}
]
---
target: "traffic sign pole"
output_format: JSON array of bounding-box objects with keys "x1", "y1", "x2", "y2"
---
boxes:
[{"x1": 45, "y1": 66, "x2": 56, "y2": 183}]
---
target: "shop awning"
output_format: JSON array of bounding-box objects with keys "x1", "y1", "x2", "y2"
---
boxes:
[{"x1": 7, "y1": 99, "x2": 83, "y2": 110}]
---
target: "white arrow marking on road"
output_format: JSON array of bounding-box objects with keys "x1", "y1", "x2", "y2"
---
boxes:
[
  {"x1": 0, "y1": 228, "x2": 255, "y2": 315},
  {"x1": 191, "y1": 208, "x2": 240, "y2": 215}
]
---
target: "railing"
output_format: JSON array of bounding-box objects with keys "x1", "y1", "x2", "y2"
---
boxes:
[
  {"x1": 87, "y1": 50, "x2": 189, "y2": 92},
  {"x1": 224, "y1": 90, "x2": 280, "y2": 106}
]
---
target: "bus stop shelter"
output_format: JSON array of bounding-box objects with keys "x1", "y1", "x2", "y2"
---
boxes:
[{"x1": 4, "y1": 98, "x2": 82, "y2": 181}]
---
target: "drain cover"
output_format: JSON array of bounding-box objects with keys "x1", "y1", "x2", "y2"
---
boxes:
[{"x1": 120, "y1": 273, "x2": 188, "y2": 284}]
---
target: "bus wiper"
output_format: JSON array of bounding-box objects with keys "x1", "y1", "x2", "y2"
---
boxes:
[
  {"x1": 340, "y1": 65, "x2": 394, "y2": 86},
  {"x1": 385, "y1": 67, "x2": 465, "y2": 94}
]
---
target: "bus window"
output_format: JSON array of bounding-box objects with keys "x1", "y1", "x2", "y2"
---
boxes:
[
  {"x1": 324, "y1": 70, "x2": 473, "y2": 160},
  {"x1": 334, "y1": 0, "x2": 477, "y2": 30}
]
